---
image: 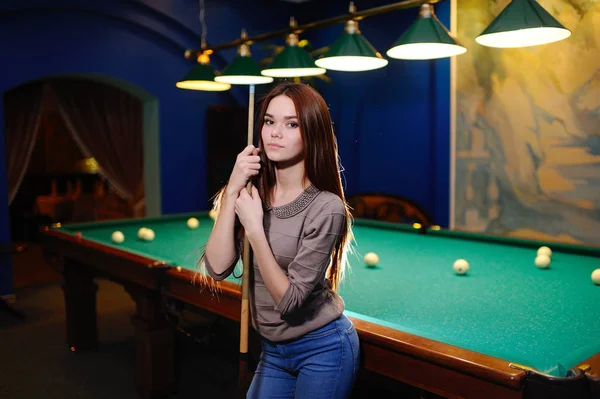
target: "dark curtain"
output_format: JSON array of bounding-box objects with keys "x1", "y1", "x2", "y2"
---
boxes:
[
  {"x1": 50, "y1": 80, "x2": 144, "y2": 212},
  {"x1": 4, "y1": 83, "x2": 47, "y2": 204}
]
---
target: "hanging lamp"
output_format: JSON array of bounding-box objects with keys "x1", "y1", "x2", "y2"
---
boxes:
[
  {"x1": 176, "y1": 50, "x2": 231, "y2": 91},
  {"x1": 261, "y1": 17, "x2": 326, "y2": 78},
  {"x1": 315, "y1": 2, "x2": 388, "y2": 72},
  {"x1": 215, "y1": 30, "x2": 274, "y2": 85},
  {"x1": 386, "y1": 3, "x2": 466, "y2": 60},
  {"x1": 476, "y1": 0, "x2": 571, "y2": 48}
]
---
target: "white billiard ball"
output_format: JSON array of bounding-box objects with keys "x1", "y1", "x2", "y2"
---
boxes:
[
  {"x1": 364, "y1": 252, "x2": 379, "y2": 267},
  {"x1": 209, "y1": 209, "x2": 218, "y2": 221},
  {"x1": 453, "y1": 259, "x2": 469, "y2": 275},
  {"x1": 187, "y1": 217, "x2": 199, "y2": 229},
  {"x1": 138, "y1": 227, "x2": 148, "y2": 240},
  {"x1": 535, "y1": 254, "x2": 551, "y2": 269},
  {"x1": 591, "y1": 269, "x2": 600, "y2": 285},
  {"x1": 537, "y1": 246, "x2": 552, "y2": 257},
  {"x1": 111, "y1": 231, "x2": 125, "y2": 244},
  {"x1": 143, "y1": 229, "x2": 155, "y2": 241}
]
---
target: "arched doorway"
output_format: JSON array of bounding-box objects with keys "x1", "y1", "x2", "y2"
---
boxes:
[{"x1": 5, "y1": 75, "x2": 161, "y2": 243}]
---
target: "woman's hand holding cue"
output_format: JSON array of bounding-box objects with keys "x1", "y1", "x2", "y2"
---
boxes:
[{"x1": 227, "y1": 145, "x2": 261, "y2": 197}]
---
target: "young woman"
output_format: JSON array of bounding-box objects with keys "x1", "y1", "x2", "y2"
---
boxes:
[{"x1": 202, "y1": 81, "x2": 358, "y2": 398}]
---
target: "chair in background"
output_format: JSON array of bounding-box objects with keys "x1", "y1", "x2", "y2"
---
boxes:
[
  {"x1": 347, "y1": 193, "x2": 433, "y2": 228},
  {"x1": 34, "y1": 179, "x2": 74, "y2": 223}
]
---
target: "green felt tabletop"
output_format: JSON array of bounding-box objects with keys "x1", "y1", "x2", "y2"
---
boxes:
[{"x1": 59, "y1": 214, "x2": 600, "y2": 377}]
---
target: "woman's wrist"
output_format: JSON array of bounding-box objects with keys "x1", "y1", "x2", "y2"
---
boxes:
[
  {"x1": 246, "y1": 226, "x2": 265, "y2": 244},
  {"x1": 225, "y1": 185, "x2": 240, "y2": 198},
  {"x1": 220, "y1": 189, "x2": 238, "y2": 212}
]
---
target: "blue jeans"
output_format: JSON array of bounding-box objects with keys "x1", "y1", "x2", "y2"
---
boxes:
[{"x1": 247, "y1": 314, "x2": 360, "y2": 399}]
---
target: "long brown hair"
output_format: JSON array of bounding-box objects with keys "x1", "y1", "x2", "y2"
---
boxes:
[
  {"x1": 256, "y1": 81, "x2": 353, "y2": 291},
  {"x1": 206, "y1": 81, "x2": 354, "y2": 291}
]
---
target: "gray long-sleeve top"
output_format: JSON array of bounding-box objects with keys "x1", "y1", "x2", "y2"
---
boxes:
[{"x1": 205, "y1": 185, "x2": 346, "y2": 342}]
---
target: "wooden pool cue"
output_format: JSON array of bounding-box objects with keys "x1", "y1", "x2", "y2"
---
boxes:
[{"x1": 239, "y1": 83, "x2": 255, "y2": 398}]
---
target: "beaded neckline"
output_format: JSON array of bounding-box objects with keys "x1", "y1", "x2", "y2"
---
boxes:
[{"x1": 265, "y1": 184, "x2": 321, "y2": 218}]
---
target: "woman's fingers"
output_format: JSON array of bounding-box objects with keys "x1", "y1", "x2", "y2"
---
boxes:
[{"x1": 238, "y1": 145, "x2": 256, "y2": 158}]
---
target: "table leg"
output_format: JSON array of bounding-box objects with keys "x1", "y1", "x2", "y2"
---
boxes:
[
  {"x1": 590, "y1": 374, "x2": 600, "y2": 398},
  {"x1": 62, "y1": 259, "x2": 98, "y2": 351},
  {"x1": 126, "y1": 285, "x2": 176, "y2": 399}
]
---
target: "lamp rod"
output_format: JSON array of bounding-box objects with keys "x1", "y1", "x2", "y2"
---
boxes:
[{"x1": 185, "y1": 0, "x2": 440, "y2": 58}]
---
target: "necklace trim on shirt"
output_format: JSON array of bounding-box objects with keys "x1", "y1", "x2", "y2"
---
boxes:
[{"x1": 265, "y1": 184, "x2": 321, "y2": 218}]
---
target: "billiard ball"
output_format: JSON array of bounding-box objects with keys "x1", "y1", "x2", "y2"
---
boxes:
[
  {"x1": 535, "y1": 254, "x2": 551, "y2": 269},
  {"x1": 138, "y1": 227, "x2": 148, "y2": 239},
  {"x1": 591, "y1": 269, "x2": 600, "y2": 285},
  {"x1": 143, "y1": 229, "x2": 155, "y2": 241},
  {"x1": 537, "y1": 246, "x2": 552, "y2": 257},
  {"x1": 453, "y1": 259, "x2": 469, "y2": 275},
  {"x1": 187, "y1": 217, "x2": 199, "y2": 229},
  {"x1": 209, "y1": 209, "x2": 218, "y2": 221},
  {"x1": 364, "y1": 252, "x2": 379, "y2": 267},
  {"x1": 111, "y1": 231, "x2": 125, "y2": 244}
]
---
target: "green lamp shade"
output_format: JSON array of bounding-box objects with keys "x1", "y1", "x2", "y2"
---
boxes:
[
  {"x1": 176, "y1": 63, "x2": 231, "y2": 91},
  {"x1": 476, "y1": 0, "x2": 571, "y2": 48},
  {"x1": 386, "y1": 16, "x2": 466, "y2": 60},
  {"x1": 215, "y1": 54, "x2": 274, "y2": 85},
  {"x1": 261, "y1": 45, "x2": 326, "y2": 78},
  {"x1": 315, "y1": 32, "x2": 388, "y2": 72}
]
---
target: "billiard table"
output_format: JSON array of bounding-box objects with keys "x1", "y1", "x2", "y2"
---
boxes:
[{"x1": 40, "y1": 213, "x2": 600, "y2": 399}]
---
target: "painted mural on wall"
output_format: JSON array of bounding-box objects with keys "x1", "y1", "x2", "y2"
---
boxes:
[{"x1": 454, "y1": 0, "x2": 600, "y2": 246}]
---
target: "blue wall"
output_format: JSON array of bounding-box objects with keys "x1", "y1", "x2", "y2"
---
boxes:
[{"x1": 0, "y1": 0, "x2": 451, "y2": 296}]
